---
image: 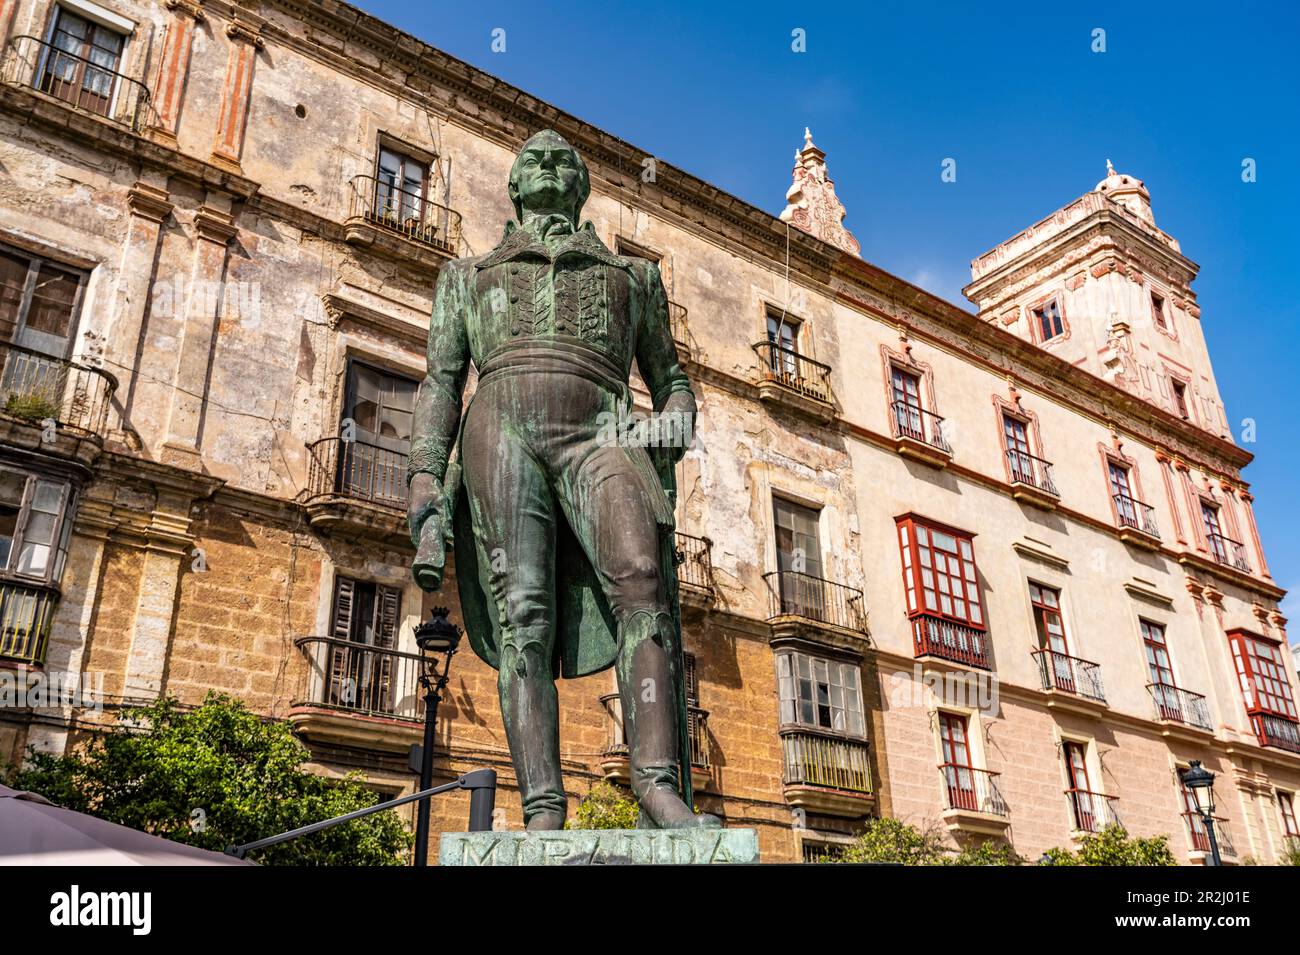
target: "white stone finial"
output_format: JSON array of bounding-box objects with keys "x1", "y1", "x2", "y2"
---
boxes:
[
  {"x1": 1105, "y1": 158, "x2": 1115, "y2": 177},
  {"x1": 804, "y1": 127, "x2": 814, "y2": 147}
]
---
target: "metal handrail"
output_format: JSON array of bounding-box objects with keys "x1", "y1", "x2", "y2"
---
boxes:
[
  {"x1": 1033, "y1": 648, "x2": 1106, "y2": 703},
  {"x1": 0, "y1": 580, "x2": 60, "y2": 664},
  {"x1": 1182, "y1": 811, "x2": 1236, "y2": 857},
  {"x1": 306, "y1": 435, "x2": 409, "y2": 508},
  {"x1": 1005, "y1": 447, "x2": 1059, "y2": 496},
  {"x1": 1066, "y1": 788, "x2": 1120, "y2": 833},
  {"x1": 347, "y1": 174, "x2": 462, "y2": 255},
  {"x1": 673, "y1": 531, "x2": 715, "y2": 595},
  {"x1": 763, "y1": 569, "x2": 866, "y2": 632},
  {"x1": 1205, "y1": 531, "x2": 1251, "y2": 573},
  {"x1": 2, "y1": 35, "x2": 153, "y2": 131},
  {"x1": 667, "y1": 301, "x2": 689, "y2": 347},
  {"x1": 781, "y1": 730, "x2": 872, "y2": 795},
  {"x1": 1114, "y1": 492, "x2": 1160, "y2": 538},
  {"x1": 600, "y1": 692, "x2": 710, "y2": 769},
  {"x1": 293, "y1": 635, "x2": 429, "y2": 722},
  {"x1": 1146, "y1": 682, "x2": 1212, "y2": 731},
  {"x1": 890, "y1": 400, "x2": 951, "y2": 452},
  {"x1": 911, "y1": 613, "x2": 989, "y2": 668},
  {"x1": 939, "y1": 763, "x2": 1009, "y2": 817},
  {"x1": 0, "y1": 340, "x2": 116, "y2": 437},
  {"x1": 752, "y1": 340, "x2": 833, "y2": 404}
]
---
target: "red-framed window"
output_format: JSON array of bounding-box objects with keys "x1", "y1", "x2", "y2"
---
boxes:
[
  {"x1": 1107, "y1": 461, "x2": 1133, "y2": 500},
  {"x1": 890, "y1": 365, "x2": 924, "y2": 440},
  {"x1": 1227, "y1": 629, "x2": 1297, "y2": 720},
  {"x1": 939, "y1": 712, "x2": 978, "y2": 810},
  {"x1": 1142, "y1": 620, "x2": 1175, "y2": 687},
  {"x1": 1032, "y1": 298, "x2": 1065, "y2": 342},
  {"x1": 1279, "y1": 791, "x2": 1299, "y2": 840},
  {"x1": 1001, "y1": 413, "x2": 1040, "y2": 485},
  {"x1": 1151, "y1": 292, "x2": 1168, "y2": 331},
  {"x1": 1172, "y1": 379, "x2": 1190, "y2": 419},
  {"x1": 895, "y1": 514, "x2": 983, "y2": 629},
  {"x1": 1029, "y1": 582, "x2": 1068, "y2": 654}
]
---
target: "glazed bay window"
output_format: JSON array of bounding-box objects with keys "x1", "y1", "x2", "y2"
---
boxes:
[
  {"x1": 896, "y1": 514, "x2": 988, "y2": 668},
  {"x1": 1227, "y1": 629, "x2": 1300, "y2": 754},
  {"x1": 0, "y1": 467, "x2": 75, "y2": 664},
  {"x1": 776, "y1": 650, "x2": 871, "y2": 795}
]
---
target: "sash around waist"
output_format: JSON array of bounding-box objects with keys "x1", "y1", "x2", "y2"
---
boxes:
[{"x1": 475, "y1": 337, "x2": 628, "y2": 393}]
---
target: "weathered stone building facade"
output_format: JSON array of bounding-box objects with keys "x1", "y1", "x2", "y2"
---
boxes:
[{"x1": 0, "y1": 0, "x2": 1295, "y2": 863}]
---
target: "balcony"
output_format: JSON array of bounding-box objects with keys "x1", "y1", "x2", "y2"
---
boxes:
[
  {"x1": 667, "y1": 301, "x2": 691, "y2": 361},
  {"x1": 288, "y1": 635, "x2": 429, "y2": 752},
  {"x1": 673, "y1": 531, "x2": 716, "y2": 611},
  {"x1": 911, "y1": 613, "x2": 989, "y2": 670},
  {"x1": 1033, "y1": 648, "x2": 1107, "y2": 712},
  {"x1": 939, "y1": 764, "x2": 1010, "y2": 834},
  {"x1": 1206, "y1": 531, "x2": 1252, "y2": 574},
  {"x1": 1147, "y1": 683, "x2": 1213, "y2": 733},
  {"x1": 1182, "y1": 812, "x2": 1238, "y2": 862},
  {"x1": 752, "y1": 341, "x2": 834, "y2": 421},
  {"x1": 1067, "y1": 788, "x2": 1120, "y2": 834},
  {"x1": 1005, "y1": 448, "x2": 1059, "y2": 510},
  {"x1": 781, "y1": 729, "x2": 874, "y2": 818},
  {"x1": 0, "y1": 581, "x2": 59, "y2": 666},
  {"x1": 890, "y1": 400, "x2": 952, "y2": 468},
  {"x1": 303, "y1": 436, "x2": 410, "y2": 541},
  {"x1": 598, "y1": 693, "x2": 711, "y2": 793},
  {"x1": 0, "y1": 342, "x2": 117, "y2": 463},
  {"x1": 344, "y1": 174, "x2": 463, "y2": 265},
  {"x1": 1248, "y1": 712, "x2": 1300, "y2": 755},
  {"x1": 1, "y1": 35, "x2": 153, "y2": 132},
  {"x1": 1114, "y1": 493, "x2": 1161, "y2": 549},
  {"x1": 763, "y1": 570, "x2": 867, "y2": 651}
]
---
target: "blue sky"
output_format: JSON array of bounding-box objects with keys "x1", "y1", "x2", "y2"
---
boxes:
[{"x1": 356, "y1": 0, "x2": 1300, "y2": 616}]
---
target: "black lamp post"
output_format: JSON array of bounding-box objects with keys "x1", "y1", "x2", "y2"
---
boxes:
[
  {"x1": 412, "y1": 606, "x2": 462, "y2": 867},
  {"x1": 1182, "y1": 759, "x2": 1221, "y2": 866}
]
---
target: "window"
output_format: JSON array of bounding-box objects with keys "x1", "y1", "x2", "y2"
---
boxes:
[
  {"x1": 339, "y1": 361, "x2": 418, "y2": 505},
  {"x1": 326, "y1": 576, "x2": 401, "y2": 713},
  {"x1": 1063, "y1": 740, "x2": 1098, "y2": 829},
  {"x1": 374, "y1": 146, "x2": 428, "y2": 225},
  {"x1": 939, "y1": 712, "x2": 978, "y2": 810},
  {"x1": 765, "y1": 311, "x2": 800, "y2": 380},
  {"x1": 772, "y1": 497, "x2": 825, "y2": 618},
  {"x1": 0, "y1": 244, "x2": 85, "y2": 358},
  {"x1": 1227, "y1": 630, "x2": 1297, "y2": 721},
  {"x1": 775, "y1": 650, "x2": 864, "y2": 736},
  {"x1": 1279, "y1": 791, "x2": 1299, "y2": 843},
  {"x1": 0, "y1": 468, "x2": 74, "y2": 586},
  {"x1": 1150, "y1": 292, "x2": 1168, "y2": 331},
  {"x1": 1200, "y1": 500, "x2": 1233, "y2": 564},
  {"x1": 1032, "y1": 299, "x2": 1064, "y2": 341},
  {"x1": 1177, "y1": 769, "x2": 1216, "y2": 851},
  {"x1": 896, "y1": 515, "x2": 984, "y2": 628},
  {"x1": 1171, "y1": 379, "x2": 1190, "y2": 419},
  {"x1": 1002, "y1": 414, "x2": 1035, "y2": 484},
  {"x1": 39, "y1": 7, "x2": 126, "y2": 119},
  {"x1": 890, "y1": 366, "x2": 924, "y2": 440},
  {"x1": 1142, "y1": 620, "x2": 1174, "y2": 687},
  {"x1": 1029, "y1": 583, "x2": 1067, "y2": 653}
]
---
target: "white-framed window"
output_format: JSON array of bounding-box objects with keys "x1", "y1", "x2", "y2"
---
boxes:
[
  {"x1": 0, "y1": 467, "x2": 76, "y2": 586},
  {"x1": 776, "y1": 649, "x2": 864, "y2": 737}
]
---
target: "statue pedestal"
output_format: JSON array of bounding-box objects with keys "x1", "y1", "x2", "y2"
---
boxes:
[{"x1": 439, "y1": 828, "x2": 759, "y2": 866}]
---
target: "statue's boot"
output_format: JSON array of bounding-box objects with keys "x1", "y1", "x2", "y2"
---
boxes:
[
  {"x1": 617, "y1": 610, "x2": 721, "y2": 830},
  {"x1": 498, "y1": 630, "x2": 567, "y2": 830}
]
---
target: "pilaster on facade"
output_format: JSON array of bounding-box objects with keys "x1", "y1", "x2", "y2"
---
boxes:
[{"x1": 210, "y1": 10, "x2": 265, "y2": 173}]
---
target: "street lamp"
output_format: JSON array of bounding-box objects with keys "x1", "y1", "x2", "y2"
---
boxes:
[
  {"x1": 412, "y1": 607, "x2": 462, "y2": 867},
  {"x1": 1182, "y1": 759, "x2": 1221, "y2": 866}
]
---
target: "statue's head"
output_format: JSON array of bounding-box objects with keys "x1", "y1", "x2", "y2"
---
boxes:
[{"x1": 508, "y1": 129, "x2": 590, "y2": 225}]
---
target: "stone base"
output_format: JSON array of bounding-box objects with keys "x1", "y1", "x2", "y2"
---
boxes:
[{"x1": 439, "y1": 828, "x2": 759, "y2": 866}]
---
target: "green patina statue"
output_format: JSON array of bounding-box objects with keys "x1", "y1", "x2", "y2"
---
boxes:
[{"x1": 407, "y1": 129, "x2": 720, "y2": 831}]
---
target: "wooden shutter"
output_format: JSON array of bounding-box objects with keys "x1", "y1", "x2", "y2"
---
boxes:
[
  {"x1": 682, "y1": 651, "x2": 699, "y2": 706},
  {"x1": 327, "y1": 576, "x2": 356, "y2": 705},
  {"x1": 370, "y1": 585, "x2": 401, "y2": 712}
]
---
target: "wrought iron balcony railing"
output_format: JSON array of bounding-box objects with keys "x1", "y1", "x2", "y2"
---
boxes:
[
  {"x1": 911, "y1": 613, "x2": 989, "y2": 669},
  {"x1": 752, "y1": 341, "x2": 833, "y2": 405},
  {"x1": 600, "y1": 693, "x2": 710, "y2": 770},
  {"x1": 1250, "y1": 712, "x2": 1300, "y2": 754},
  {"x1": 1066, "y1": 788, "x2": 1120, "y2": 833},
  {"x1": 0, "y1": 581, "x2": 59, "y2": 665},
  {"x1": 667, "y1": 301, "x2": 689, "y2": 348},
  {"x1": 1033, "y1": 648, "x2": 1106, "y2": 703},
  {"x1": 1182, "y1": 811, "x2": 1236, "y2": 857},
  {"x1": 1147, "y1": 683, "x2": 1212, "y2": 731},
  {"x1": 891, "y1": 400, "x2": 951, "y2": 453},
  {"x1": 306, "y1": 436, "x2": 409, "y2": 509},
  {"x1": 673, "y1": 531, "x2": 715, "y2": 595},
  {"x1": 1206, "y1": 531, "x2": 1251, "y2": 573},
  {"x1": 763, "y1": 570, "x2": 866, "y2": 632},
  {"x1": 939, "y1": 763, "x2": 1009, "y2": 817},
  {"x1": 0, "y1": 341, "x2": 116, "y2": 438},
  {"x1": 2, "y1": 35, "x2": 152, "y2": 131},
  {"x1": 293, "y1": 635, "x2": 427, "y2": 722},
  {"x1": 1114, "y1": 492, "x2": 1160, "y2": 539},
  {"x1": 346, "y1": 174, "x2": 463, "y2": 256},
  {"x1": 1005, "y1": 448, "x2": 1059, "y2": 497},
  {"x1": 781, "y1": 730, "x2": 872, "y2": 795}
]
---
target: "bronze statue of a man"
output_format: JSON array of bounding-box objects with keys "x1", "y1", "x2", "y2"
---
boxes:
[{"x1": 407, "y1": 129, "x2": 719, "y2": 831}]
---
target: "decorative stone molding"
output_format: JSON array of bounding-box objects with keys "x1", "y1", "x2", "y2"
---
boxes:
[
  {"x1": 779, "y1": 129, "x2": 860, "y2": 256},
  {"x1": 193, "y1": 206, "x2": 238, "y2": 244},
  {"x1": 126, "y1": 182, "x2": 174, "y2": 223}
]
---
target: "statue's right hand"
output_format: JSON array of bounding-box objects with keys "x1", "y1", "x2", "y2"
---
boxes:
[
  {"x1": 409, "y1": 473, "x2": 447, "y2": 592},
  {"x1": 408, "y1": 473, "x2": 442, "y2": 548}
]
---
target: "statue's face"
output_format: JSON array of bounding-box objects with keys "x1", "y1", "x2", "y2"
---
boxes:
[{"x1": 513, "y1": 145, "x2": 583, "y2": 216}]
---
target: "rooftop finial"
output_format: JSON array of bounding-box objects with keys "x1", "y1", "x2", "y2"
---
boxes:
[{"x1": 1105, "y1": 158, "x2": 1115, "y2": 177}]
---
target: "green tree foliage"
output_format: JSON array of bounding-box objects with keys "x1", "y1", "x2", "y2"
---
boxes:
[
  {"x1": 567, "y1": 781, "x2": 640, "y2": 830},
  {"x1": 831, "y1": 816, "x2": 950, "y2": 865},
  {"x1": 3, "y1": 693, "x2": 412, "y2": 865},
  {"x1": 1039, "y1": 825, "x2": 1177, "y2": 866},
  {"x1": 948, "y1": 838, "x2": 1022, "y2": 866}
]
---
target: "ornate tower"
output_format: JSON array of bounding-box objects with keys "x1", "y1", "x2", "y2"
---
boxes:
[{"x1": 779, "y1": 129, "x2": 860, "y2": 256}]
